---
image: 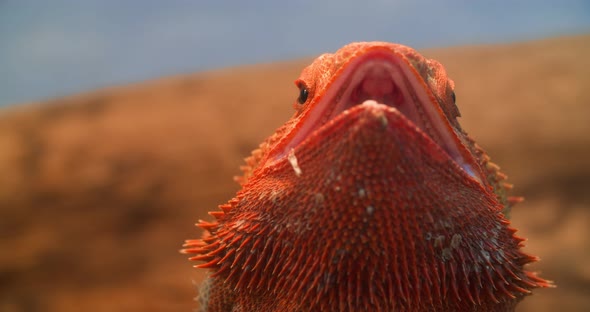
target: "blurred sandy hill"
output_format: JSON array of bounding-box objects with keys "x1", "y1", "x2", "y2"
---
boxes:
[{"x1": 0, "y1": 34, "x2": 588, "y2": 311}]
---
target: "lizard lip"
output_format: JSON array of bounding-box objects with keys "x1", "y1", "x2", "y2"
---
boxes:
[{"x1": 280, "y1": 50, "x2": 483, "y2": 184}]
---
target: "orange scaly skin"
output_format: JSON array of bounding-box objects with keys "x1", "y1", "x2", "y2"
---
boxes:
[{"x1": 183, "y1": 42, "x2": 552, "y2": 311}]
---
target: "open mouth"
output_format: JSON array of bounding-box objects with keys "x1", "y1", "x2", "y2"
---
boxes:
[{"x1": 278, "y1": 50, "x2": 482, "y2": 184}]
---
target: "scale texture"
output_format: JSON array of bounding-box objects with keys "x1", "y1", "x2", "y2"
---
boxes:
[{"x1": 183, "y1": 42, "x2": 551, "y2": 311}]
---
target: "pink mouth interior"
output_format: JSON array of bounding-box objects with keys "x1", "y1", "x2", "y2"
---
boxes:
[
  {"x1": 346, "y1": 61, "x2": 420, "y2": 128},
  {"x1": 352, "y1": 66, "x2": 402, "y2": 104},
  {"x1": 279, "y1": 53, "x2": 482, "y2": 184}
]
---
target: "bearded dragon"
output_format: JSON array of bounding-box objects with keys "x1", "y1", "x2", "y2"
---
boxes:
[{"x1": 182, "y1": 42, "x2": 552, "y2": 311}]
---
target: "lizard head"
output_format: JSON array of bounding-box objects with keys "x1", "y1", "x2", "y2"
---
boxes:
[
  {"x1": 186, "y1": 42, "x2": 551, "y2": 311},
  {"x1": 240, "y1": 42, "x2": 512, "y2": 211},
  {"x1": 282, "y1": 42, "x2": 481, "y2": 182}
]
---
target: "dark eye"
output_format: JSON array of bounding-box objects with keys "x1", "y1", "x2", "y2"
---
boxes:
[
  {"x1": 451, "y1": 91, "x2": 456, "y2": 103},
  {"x1": 298, "y1": 86, "x2": 309, "y2": 104}
]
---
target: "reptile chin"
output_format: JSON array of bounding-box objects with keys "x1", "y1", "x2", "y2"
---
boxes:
[{"x1": 281, "y1": 49, "x2": 483, "y2": 184}]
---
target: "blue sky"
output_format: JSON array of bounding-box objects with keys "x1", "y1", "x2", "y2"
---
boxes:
[{"x1": 0, "y1": 1, "x2": 589, "y2": 106}]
